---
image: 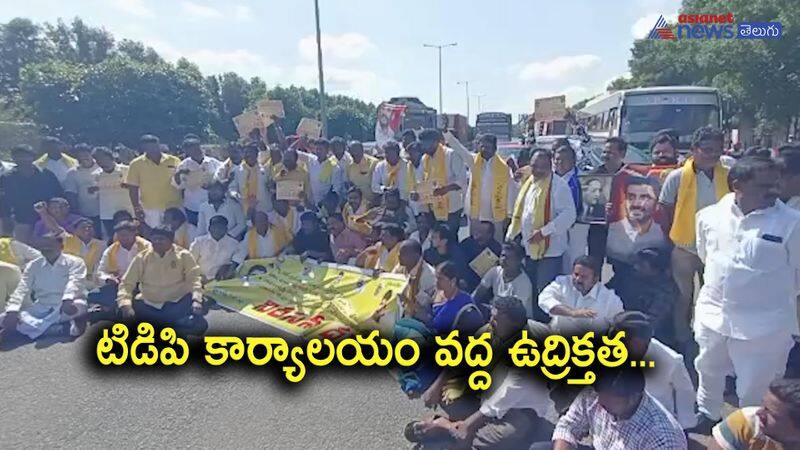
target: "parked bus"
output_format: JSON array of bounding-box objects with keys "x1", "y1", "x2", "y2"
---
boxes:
[
  {"x1": 475, "y1": 112, "x2": 513, "y2": 141},
  {"x1": 578, "y1": 86, "x2": 723, "y2": 162}
]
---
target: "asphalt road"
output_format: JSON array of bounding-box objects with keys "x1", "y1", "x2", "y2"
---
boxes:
[{"x1": 0, "y1": 309, "x2": 428, "y2": 449}]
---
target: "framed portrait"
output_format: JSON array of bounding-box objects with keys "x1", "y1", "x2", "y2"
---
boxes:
[{"x1": 578, "y1": 174, "x2": 613, "y2": 224}]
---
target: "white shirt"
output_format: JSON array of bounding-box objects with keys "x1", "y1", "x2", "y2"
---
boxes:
[
  {"x1": 36, "y1": 155, "x2": 73, "y2": 184},
  {"x1": 696, "y1": 193, "x2": 800, "y2": 339},
  {"x1": 372, "y1": 159, "x2": 410, "y2": 199},
  {"x1": 301, "y1": 151, "x2": 346, "y2": 204},
  {"x1": 480, "y1": 362, "x2": 553, "y2": 420},
  {"x1": 464, "y1": 156, "x2": 518, "y2": 221},
  {"x1": 424, "y1": 146, "x2": 468, "y2": 214},
  {"x1": 480, "y1": 266, "x2": 534, "y2": 318},
  {"x1": 538, "y1": 275, "x2": 624, "y2": 334},
  {"x1": 0, "y1": 160, "x2": 15, "y2": 177},
  {"x1": 6, "y1": 254, "x2": 87, "y2": 312},
  {"x1": 190, "y1": 234, "x2": 238, "y2": 280},
  {"x1": 606, "y1": 217, "x2": 668, "y2": 264},
  {"x1": 409, "y1": 161, "x2": 427, "y2": 215},
  {"x1": 511, "y1": 174, "x2": 577, "y2": 259},
  {"x1": 172, "y1": 156, "x2": 222, "y2": 211},
  {"x1": 228, "y1": 163, "x2": 270, "y2": 213},
  {"x1": 63, "y1": 164, "x2": 100, "y2": 217},
  {"x1": 196, "y1": 199, "x2": 246, "y2": 238},
  {"x1": 95, "y1": 240, "x2": 150, "y2": 283},
  {"x1": 233, "y1": 229, "x2": 284, "y2": 264},
  {"x1": 94, "y1": 164, "x2": 133, "y2": 220},
  {"x1": 409, "y1": 230, "x2": 432, "y2": 252},
  {"x1": 5, "y1": 240, "x2": 42, "y2": 268},
  {"x1": 644, "y1": 339, "x2": 697, "y2": 429}
]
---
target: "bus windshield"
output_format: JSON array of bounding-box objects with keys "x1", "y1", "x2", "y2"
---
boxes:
[{"x1": 621, "y1": 103, "x2": 720, "y2": 150}]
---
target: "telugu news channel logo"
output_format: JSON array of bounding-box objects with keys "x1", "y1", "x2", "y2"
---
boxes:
[{"x1": 648, "y1": 14, "x2": 782, "y2": 40}]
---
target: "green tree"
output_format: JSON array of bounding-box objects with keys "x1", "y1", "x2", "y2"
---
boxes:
[
  {"x1": 44, "y1": 18, "x2": 115, "y2": 65},
  {"x1": 0, "y1": 18, "x2": 49, "y2": 100}
]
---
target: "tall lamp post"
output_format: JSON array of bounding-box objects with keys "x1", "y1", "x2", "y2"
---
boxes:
[
  {"x1": 475, "y1": 94, "x2": 486, "y2": 114},
  {"x1": 423, "y1": 42, "x2": 457, "y2": 114},
  {"x1": 314, "y1": 0, "x2": 327, "y2": 137},
  {"x1": 457, "y1": 80, "x2": 470, "y2": 124}
]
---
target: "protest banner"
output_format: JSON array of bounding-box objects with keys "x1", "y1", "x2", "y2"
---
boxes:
[
  {"x1": 204, "y1": 256, "x2": 408, "y2": 340},
  {"x1": 296, "y1": 118, "x2": 323, "y2": 139}
]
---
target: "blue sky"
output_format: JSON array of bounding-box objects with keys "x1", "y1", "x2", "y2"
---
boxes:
[{"x1": 1, "y1": 0, "x2": 681, "y2": 121}]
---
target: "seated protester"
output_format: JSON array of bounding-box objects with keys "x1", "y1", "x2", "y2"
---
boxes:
[
  {"x1": 213, "y1": 143, "x2": 243, "y2": 185},
  {"x1": 291, "y1": 212, "x2": 333, "y2": 262},
  {"x1": 356, "y1": 222, "x2": 404, "y2": 272},
  {"x1": 268, "y1": 199, "x2": 301, "y2": 237},
  {"x1": 32, "y1": 197, "x2": 82, "y2": 238},
  {"x1": 429, "y1": 261, "x2": 481, "y2": 336},
  {"x1": 91, "y1": 220, "x2": 150, "y2": 310},
  {"x1": 538, "y1": 255, "x2": 623, "y2": 334},
  {"x1": 423, "y1": 224, "x2": 468, "y2": 289},
  {"x1": 459, "y1": 221, "x2": 502, "y2": 293},
  {"x1": 0, "y1": 260, "x2": 21, "y2": 312},
  {"x1": 317, "y1": 190, "x2": 341, "y2": 222},
  {"x1": 606, "y1": 247, "x2": 678, "y2": 348},
  {"x1": 376, "y1": 188, "x2": 416, "y2": 236},
  {"x1": 233, "y1": 211, "x2": 290, "y2": 265},
  {"x1": 328, "y1": 213, "x2": 367, "y2": 265},
  {"x1": 408, "y1": 211, "x2": 434, "y2": 252},
  {"x1": 342, "y1": 186, "x2": 372, "y2": 236},
  {"x1": 0, "y1": 221, "x2": 41, "y2": 268},
  {"x1": 709, "y1": 378, "x2": 800, "y2": 450},
  {"x1": 407, "y1": 297, "x2": 554, "y2": 449},
  {"x1": 393, "y1": 239, "x2": 435, "y2": 325},
  {"x1": 531, "y1": 368, "x2": 687, "y2": 450},
  {"x1": 272, "y1": 148, "x2": 312, "y2": 210},
  {"x1": 610, "y1": 311, "x2": 697, "y2": 430},
  {"x1": 228, "y1": 143, "x2": 271, "y2": 216},
  {"x1": 117, "y1": 226, "x2": 205, "y2": 331},
  {"x1": 473, "y1": 240, "x2": 534, "y2": 319},
  {"x1": 163, "y1": 207, "x2": 196, "y2": 249},
  {"x1": 190, "y1": 215, "x2": 238, "y2": 283},
  {"x1": 0, "y1": 233, "x2": 89, "y2": 340},
  {"x1": 196, "y1": 181, "x2": 246, "y2": 240}
]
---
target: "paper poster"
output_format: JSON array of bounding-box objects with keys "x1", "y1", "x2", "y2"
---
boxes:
[
  {"x1": 186, "y1": 170, "x2": 211, "y2": 189},
  {"x1": 276, "y1": 180, "x2": 304, "y2": 201},
  {"x1": 375, "y1": 103, "x2": 407, "y2": 146},
  {"x1": 255, "y1": 99, "x2": 285, "y2": 119},
  {"x1": 233, "y1": 110, "x2": 268, "y2": 138},
  {"x1": 469, "y1": 247, "x2": 500, "y2": 278},
  {"x1": 415, "y1": 180, "x2": 435, "y2": 205},
  {"x1": 296, "y1": 118, "x2": 323, "y2": 139}
]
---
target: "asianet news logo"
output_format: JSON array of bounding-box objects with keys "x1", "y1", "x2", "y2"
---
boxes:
[{"x1": 648, "y1": 13, "x2": 782, "y2": 40}]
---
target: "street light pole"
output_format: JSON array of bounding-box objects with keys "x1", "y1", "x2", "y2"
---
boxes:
[
  {"x1": 457, "y1": 80, "x2": 470, "y2": 124},
  {"x1": 314, "y1": 0, "x2": 327, "y2": 137},
  {"x1": 475, "y1": 94, "x2": 485, "y2": 113},
  {"x1": 423, "y1": 42, "x2": 457, "y2": 114}
]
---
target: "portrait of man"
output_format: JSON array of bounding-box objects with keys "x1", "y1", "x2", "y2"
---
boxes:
[
  {"x1": 606, "y1": 176, "x2": 667, "y2": 263},
  {"x1": 578, "y1": 174, "x2": 612, "y2": 224}
]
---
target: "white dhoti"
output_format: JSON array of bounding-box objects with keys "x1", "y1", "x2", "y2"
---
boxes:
[{"x1": 0, "y1": 299, "x2": 88, "y2": 339}]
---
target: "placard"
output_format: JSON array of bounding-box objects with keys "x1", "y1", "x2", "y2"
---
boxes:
[
  {"x1": 276, "y1": 180, "x2": 304, "y2": 201},
  {"x1": 233, "y1": 110, "x2": 268, "y2": 138},
  {"x1": 578, "y1": 174, "x2": 613, "y2": 224},
  {"x1": 296, "y1": 118, "x2": 323, "y2": 139},
  {"x1": 469, "y1": 247, "x2": 500, "y2": 278},
  {"x1": 255, "y1": 99, "x2": 285, "y2": 119},
  {"x1": 415, "y1": 180, "x2": 435, "y2": 205}
]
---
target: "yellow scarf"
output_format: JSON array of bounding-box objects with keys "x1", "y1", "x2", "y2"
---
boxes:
[
  {"x1": 470, "y1": 154, "x2": 511, "y2": 221},
  {"x1": 0, "y1": 238, "x2": 17, "y2": 265},
  {"x1": 174, "y1": 224, "x2": 190, "y2": 249},
  {"x1": 242, "y1": 163, "x2": 260, "y2": 211},
  {"x1": 63, "y1": 234, "x2": 103, "y2": 274},
  {"x1": 670, "y1": 158, "x2": 729, "y2": 246},
  {"x1": 106, "y1": 237, "x2": 150, "y2": 273},
  {"x1": 363, "y1": 243, "x2": 400, "y2": 271},
  {"x1": 508, "y1": 174, "x2": 552, "y2": 260},
  {"x1": 246, "y1": 228, "x2": 289, "y2": 259},
  {"x1": 343, "y1": 203, "x2": 372, "y2": 236},
  {"x1": 319, "y1": 157, "x2": 337, "y2": 184},
  {"x1": 423, "y1": 144, "x2": 450, "y2": 220},
  {"x1": 35, "y1": 153, "x2": 78, "y2": 169},
  {"x1": 402, "y1": 260, "x2": 425, "y2": 318}
]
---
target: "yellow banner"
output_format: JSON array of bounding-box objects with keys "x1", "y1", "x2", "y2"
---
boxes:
[{"x1": 204, "y1": 256, "x2": 408, "y2": 340}]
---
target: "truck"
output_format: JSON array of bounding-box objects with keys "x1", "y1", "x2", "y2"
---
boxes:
[
  {"x1": 387, "y1": 97, "x2": 437, "y2": 131},
  {"x1": 475, "y1": 112, "x2": 513, "y2": 141}
]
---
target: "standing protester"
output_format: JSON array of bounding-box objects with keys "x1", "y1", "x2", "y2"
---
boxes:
[
  {"x1": 465, "y1": 134, "x2": 518, "y2": 242},
  {"x1": 92, "y1": 146, "x2": 133, "y2": 239},
  {"x1": 587, "y1": 137, "x2": 627, "y2": 262},
  {"x1": 372, "y1": 140, "x2": 412, "y2": 203},
  {"x1": 554, "y1": 144, "x2": 587, "y2": 274},
  {"x1": 63, "y1": 144, "x2": 101, "y2": 237},
  {"x1": 303, "y1": 138, "x2": 346, "y2": 206},
  {"x1": 34, "y1": 136, "x2": 77, "y2": 185},
  {"x1": 692, "y1": 156, "x2": 800, "y2": 432},
  {"x1": 1, "y1": 233, "x2": 88, "y2": 340},
  {"x1": 172, "y1": 138, "x2": 221, "y2": 226},
  {"x1": 0, "y1": 145, "x2": 63, "y2": 243},
  {"x1": 418, "y1": 129, "x2": 467, "y2": 232},
  {"x1": 214, "y1": 144, "x2": 243, "y2": 185},
  {"x1": 651, "y1": 131, "x2": 680, "y2": 166},
  {"x1": 330, "y1": 136, "x2": 352, "y2": 166},
  {"x1": 659, "y1": 126, "x2": 728, "y2": 350},
  {"x1": 405, "y1": 142, "x2": 428, "y2": 215},
  {"x1": 345, "y1": 141, "x2": 378, "y2": 207},
  {"x1": 228, "y1": 144, "x2": 270, "y2": 217},
  {"x1": 126, "y1": 135, "x2": 182, "y2": 228},
  {"x1": 342, "y1": 186, "x2": 372, "y2": 236},
  {"x1": 506, "y1": 149, "x2": 576, "y2": 303},
  {"x1": 233, "y1": 211, "x2": 290, "y2": 264}
]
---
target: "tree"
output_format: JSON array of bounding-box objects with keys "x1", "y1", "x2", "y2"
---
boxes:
[
  {"x1": 117, "y1": 39, "x2": 163, "y2": 65},
  {"x1": 44, "y1": 18, "x2": 115, "y2": 65},
  {"x1": 0, "y1": 18, "x2": 49, "y2": 100}
]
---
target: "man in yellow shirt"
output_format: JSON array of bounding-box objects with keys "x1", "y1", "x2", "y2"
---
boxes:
[
  {"x1": 117, "y1": 226, "x2": 205, "y2": 332},
  {"x1": 126, "y1": 135, "x2": 181, "y2": 228},
  {"x1": 272, "y1": 149, "x2": 311, "y2": 209},
  {"x1": 346, "y1": 141, "x2": 378, "y2": 206}
]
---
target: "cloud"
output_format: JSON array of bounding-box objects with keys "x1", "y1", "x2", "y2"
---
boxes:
[
  {"x1": 298, "y1": 33, "x2": 376, "y2": 61},
  {"x1": 631, "y1": 12, "x2": 678, "y2": 39},
  {"x1": 233, "y1": 5, "x2": 252, "y2": 22},
  {"x1": 180, "y1": 1, "x2": 223, "y2": 20},
  {"x1": 110, "y1": 0, "x2": 154, "y2": 17},
  {"x1": 290, "y1": 64, "x2": 390, "y2": 103},
  {"x1": 517, "y1": 55, "x2": 601, "y2": 81}
]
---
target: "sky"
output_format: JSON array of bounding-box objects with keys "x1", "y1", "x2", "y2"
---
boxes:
[{"x1": 0, "y1": 0, "x2": 681, "y2": 123}]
